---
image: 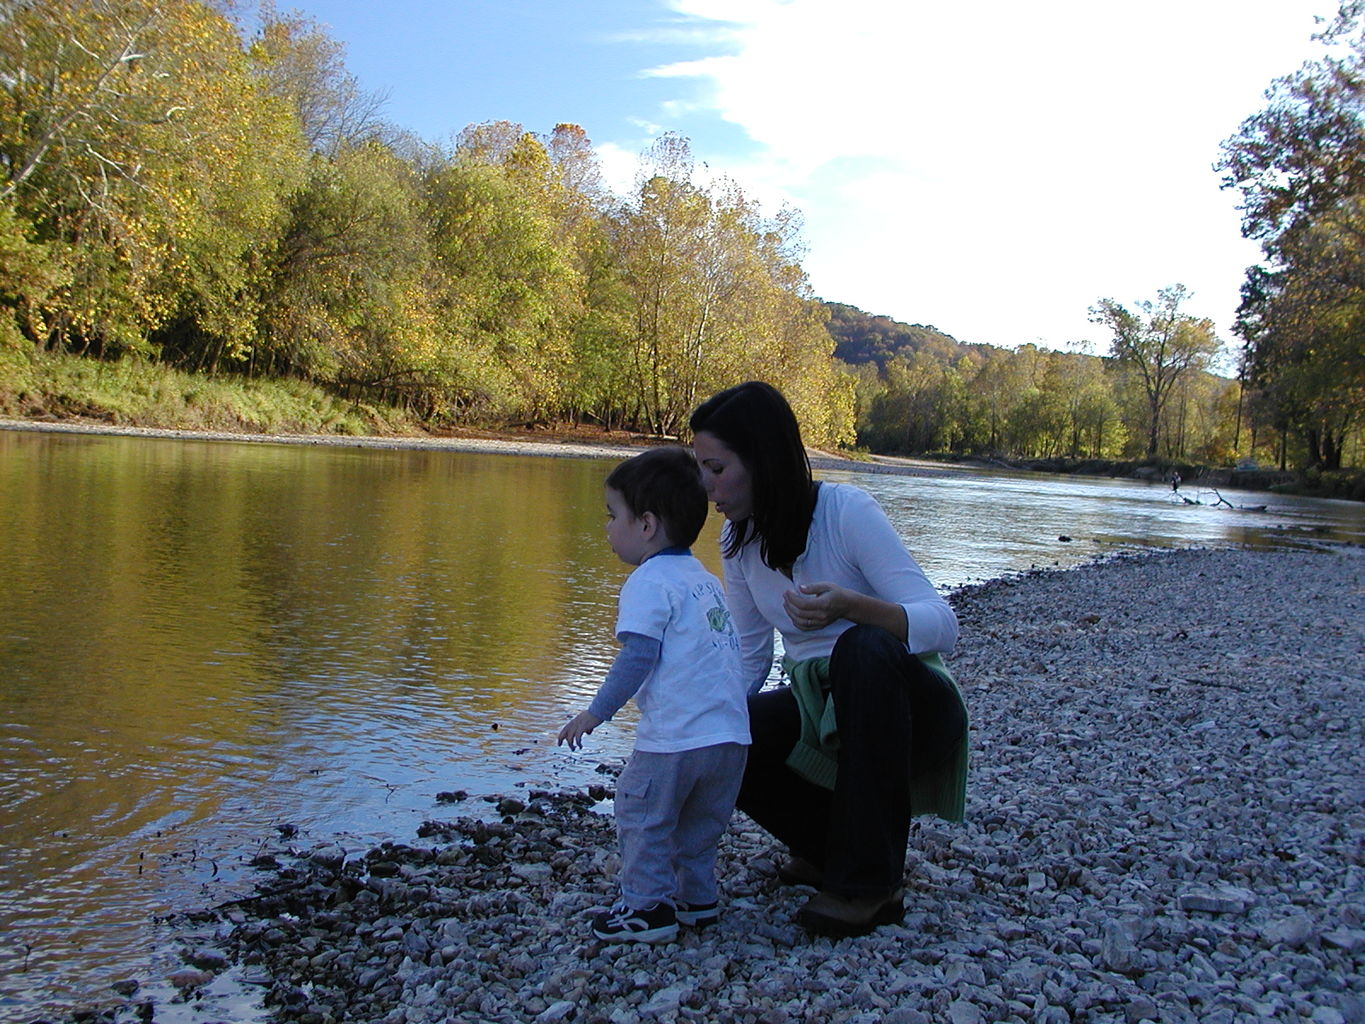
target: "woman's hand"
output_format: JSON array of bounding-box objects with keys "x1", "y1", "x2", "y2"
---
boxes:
[
  {"x1": 557, "y1": 710, "x2": 603, "y2": 750},
  {"x1": 784, "y1": 581, "x2": 911, "y2": 642},
  {"x1": 783, "y1": 582, "x2": 852, "y2": 631}
]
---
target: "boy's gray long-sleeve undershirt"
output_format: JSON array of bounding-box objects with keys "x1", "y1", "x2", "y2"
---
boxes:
[{"x1": 587, "y1": 631, "x2": 661, "y2": 722}]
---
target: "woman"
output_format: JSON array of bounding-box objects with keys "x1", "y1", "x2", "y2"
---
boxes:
[{"x1": 689, "y1": 381, "x2": 968, "y2": 937}]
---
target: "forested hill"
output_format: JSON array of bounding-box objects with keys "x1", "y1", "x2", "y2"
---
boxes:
[{"x1": 823, "y1": 302, "x2": 970, "y2": 368}]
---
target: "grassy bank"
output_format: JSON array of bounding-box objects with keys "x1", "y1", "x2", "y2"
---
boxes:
[{"x1": 0, "y1": 347, "x2": 420, "y2": 437}]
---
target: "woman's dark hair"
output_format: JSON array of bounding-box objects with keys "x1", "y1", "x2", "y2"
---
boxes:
[
  {"x1": 689, "y1": 381, "x2": 817, "y2": 572},
  {"x1": 605, "y1": 446, "x2": 708, "y2": 548}
]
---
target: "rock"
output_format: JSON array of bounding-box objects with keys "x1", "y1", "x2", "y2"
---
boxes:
[
  {"x1": 1101, "y1": 919, "x2": 1139, "y2": 972},
  {"x1": 1261, "y1": 914, "x2": 1316, "y2": 947},
  {"x1": 884, "y1": 1011, "x2": 931, "y2": 1024},
  {"x1": 642, "y1": 984, "x2": 686, "y2": 1016},
  {"x1": 1177, "y1": 886, "x2": 1256, "y2": 914},
  {"x1": 1322, "y1": 928, "x2": 1365, "y2": 952},
  {"x1": 166, "y1": 968, "x2": 212, "y2": 990},
  {"x1": 995, "y1": 918, "x2": 1028, "y2": 940},
  {"x1": 536, "y1": 1001, "x2": 576, "y2": 1022},
  {"x1": 513, "y1": 862, "x2": 555, "y2": 884},
  {"x1": 1124, "y1": 996, "x2": 1159, "y2": 1023},
  {"x1": 308, "y1": 843, "x2": 347, "y2": 869},
  {"x1": 401, "y1": 929, "x2": 430, "y2": 956},
  {"x1": 185, "y1": 946, "x2": 229, "y2": 970},
  {"x1": 943, "y1": 961, "x2": 986, "y2": 987}
]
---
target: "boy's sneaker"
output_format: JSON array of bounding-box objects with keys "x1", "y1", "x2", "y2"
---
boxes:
[
  {"x1": 591, "y1": 900, "x2": 679, "y2": 943},
  {"x1": 675, "y1": 901, "x2": 719, "y2": 927}
]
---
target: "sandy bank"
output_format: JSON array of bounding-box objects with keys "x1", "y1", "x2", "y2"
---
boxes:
[{"x1": 71, "y1": 546, "x2": 1365, "y2": 1024}]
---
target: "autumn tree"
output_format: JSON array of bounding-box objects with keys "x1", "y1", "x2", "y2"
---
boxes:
[
  {"x1": 249, "y1": 4, "x2": 387, "y2": 158},
  {"x1": 540, "y1": 123, "x2": 632, "y2": 426},
  {"x1": 1090, "y1": 285, "x2": 1222, "y2": 458},
  {"x1": 0, "y1": 0, "x2": 304, "y2": 358},
  {"x1": 252, "y1": 142, "x2": 431, "y2": 390},
  {"x1": 864, "y1": 351, "x2": 958, "y2": 453},
  {"x1": 1218, "y1": 8, "x2": 1365, "y2": 470},
  {"x1": 610, "y1": 135, "x2": 851, "y2": 442},
  {"x1": 614, "y1": 136, "x2": 721, "y2": 435},
  {"x1": 420, "y1": 126, "x2": 582, "y2": 419},
  {"x1": 0, "y1": 199, "x2": 67, "y2": 348},
  {"x1": 962, "y1": 347, "x2": 1021, "y2": 454}
]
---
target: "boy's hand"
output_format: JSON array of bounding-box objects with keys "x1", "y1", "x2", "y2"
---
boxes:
[{"x1": 557, "y1": 711, "x2": 603, "y2": 750}]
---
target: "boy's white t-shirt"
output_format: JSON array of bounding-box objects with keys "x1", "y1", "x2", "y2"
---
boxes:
[{"x1": 615, "y1": 552, "x2": 751, "y2": 754}]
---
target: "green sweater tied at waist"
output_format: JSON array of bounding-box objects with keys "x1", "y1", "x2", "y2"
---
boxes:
[{"x1": 784, "y1": 651, "x2": 968, "y2": 823}]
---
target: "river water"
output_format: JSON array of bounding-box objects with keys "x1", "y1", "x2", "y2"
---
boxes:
[{"x1": 1, "y1": 429, "x2": 1361, "y2": 1020}]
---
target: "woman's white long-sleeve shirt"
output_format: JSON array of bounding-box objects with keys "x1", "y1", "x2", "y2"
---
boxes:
[{"x1": 721, "y1": 482, "x2": 959, "y2": 691}]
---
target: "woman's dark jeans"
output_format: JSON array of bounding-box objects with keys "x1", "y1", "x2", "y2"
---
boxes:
[{"x1": 736, "y1": 624, "x2": 967, "y2": 899}]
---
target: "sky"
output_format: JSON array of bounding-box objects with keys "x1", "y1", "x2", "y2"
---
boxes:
[{"x1": 276, "y1": 0, "x2": 1343, "y2": 358}]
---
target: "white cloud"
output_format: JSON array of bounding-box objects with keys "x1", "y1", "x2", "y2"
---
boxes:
[
  {"x1": 646, "y1": 0, "x2": 1336, "y2": 351},
  {"x1": 595, "y1": 141, "x2": 646, "y2": 196}
]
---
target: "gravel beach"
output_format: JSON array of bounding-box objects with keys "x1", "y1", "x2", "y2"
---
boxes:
[{"x1": 73, "y1": 545, "x2": 1362, "y2": 1024}]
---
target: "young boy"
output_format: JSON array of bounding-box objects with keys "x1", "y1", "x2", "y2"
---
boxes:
[{"x1": 558, "y1": 446, "x2": 750, "y2": 943}]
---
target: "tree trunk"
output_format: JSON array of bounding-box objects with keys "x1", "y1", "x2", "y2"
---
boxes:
[{"x1": 1306, "y1": 427, "x2": 1323, "y2": 468}]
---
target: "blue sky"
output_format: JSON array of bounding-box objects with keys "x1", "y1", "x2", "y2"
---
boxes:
[{"x1": 279, "y1": 0, "x2": 1340, "y2": 359}]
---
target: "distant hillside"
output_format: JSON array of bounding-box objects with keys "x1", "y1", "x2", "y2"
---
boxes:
[{"x1": 823, "y1": 301, "x2": 969, "y2": 367}]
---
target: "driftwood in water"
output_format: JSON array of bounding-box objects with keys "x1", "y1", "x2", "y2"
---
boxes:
[{"x1": 1180, "y1": 488, "x2": 1267, "y2": 512}]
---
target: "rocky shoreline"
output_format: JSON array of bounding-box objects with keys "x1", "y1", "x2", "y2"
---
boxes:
[{"x1": 57, "y1": 545, "x2": 1364, "y2": 1024}]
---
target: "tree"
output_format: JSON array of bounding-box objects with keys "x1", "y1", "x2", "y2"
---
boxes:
[
  {"x1": 248, "y1": 6, "x2": 388, "y2": 158},
  {"x1": 614, "y1": 139, "x2": 720, "y2": 435},
  {"x1": 0, "y1": 0, "x2": 304, "y2": 358},
  {"x1": 424, "y1": 129, "x2": 582, "y2": 419},
  {"x1": 0, "y1": 201, "x2": 67, "y2": 347},
  {"x1": 611, "y1": 136, "x2": 850, "y2": 443},
  {"x1": 1090, "y1": 285, "x2": 1222, "y2": 458},
  {"x1": 1054, "y1": 350, "x2": 1124, "y2": 458},
  {"x1": 865, "y1": 351, "x2": 955, "y2": 453},
  {"x1": 1217, "y1": 3, "x2": 1365, "y2": 469},
  {"x1": 254, "y1": 142, "x2": 431, "y2": 388},
  {"x1": 964, "y1": 347, "x2": 1024, "y2": 454},
  {"x1": 1235, "y1": 248, "x2": 1363, "y2": 469}
]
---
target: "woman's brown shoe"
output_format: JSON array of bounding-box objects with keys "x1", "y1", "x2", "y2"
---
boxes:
[
  {"x1": 796, "y1": 887, "x2": 905, "y2": 937},
  {"x1": 775, "y1": 855, "x2": 823, "y2": 887}
]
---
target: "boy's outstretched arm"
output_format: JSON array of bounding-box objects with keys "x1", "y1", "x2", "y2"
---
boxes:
[
  {"x1": 555, "y1": 632, "x2": 660, "y2": 750},
  {"x1": 558, "y1": 711, "x2": 603, "y2": 750}
]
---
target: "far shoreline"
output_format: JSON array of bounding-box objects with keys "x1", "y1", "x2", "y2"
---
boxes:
[
  {"x1": 7, "y1": 415, "x2": 1358, "y2": 499},
  {"x1": 0, "y1": 416, "x2": 964, "y2": 479}
]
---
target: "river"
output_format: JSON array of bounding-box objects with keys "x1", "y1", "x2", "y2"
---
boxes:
[{"x1": 1, "y1": 429, "x2": 1361, "y2": 1021}]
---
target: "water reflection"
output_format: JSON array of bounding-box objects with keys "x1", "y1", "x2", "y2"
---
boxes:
[
  {"x1": 0, "y1": 430, "x2": 1361, "y2": 1019},
  {"x1": 0, "y1": 434, "x2": 657, "y2": 1017}
]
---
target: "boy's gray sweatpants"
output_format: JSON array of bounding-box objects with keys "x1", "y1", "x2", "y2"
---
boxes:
[{"x1": 615, "y1": 742, "x2": 748, "y2": 910}]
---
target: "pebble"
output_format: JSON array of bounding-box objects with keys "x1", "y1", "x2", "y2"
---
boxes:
[{"x1": 72, "y1": 547, "x2": 1364, "y2": 1024}]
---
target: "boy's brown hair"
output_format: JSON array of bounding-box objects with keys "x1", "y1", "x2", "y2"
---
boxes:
[{"x1": 605, "y1": 446, "x2": 708, "y2": 548}]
